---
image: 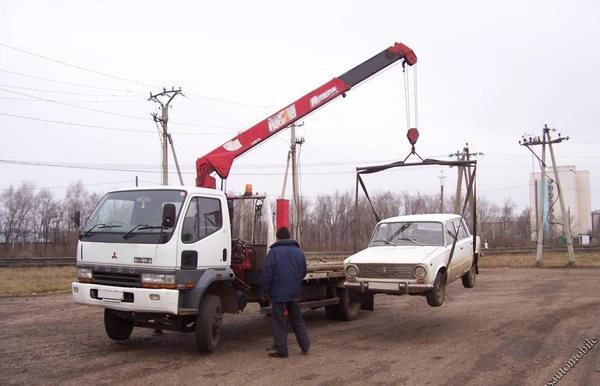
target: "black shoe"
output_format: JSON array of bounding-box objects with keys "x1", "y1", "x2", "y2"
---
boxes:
[
  {"x1": 268, "y1": 352, "x2": 288, "y2": 358},
  {"x1": 302, "y1": 350, "x2": 309, "y2": 355}
]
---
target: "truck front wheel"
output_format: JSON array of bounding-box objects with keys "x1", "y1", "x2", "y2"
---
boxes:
[
  {"x1": 195, "y1": 294, "x2": 223, "y2": 353},
  {"x1": 325, "y1": 287, "x2": 361, "y2": 321},
  {"x1": 104, "y1": 309, "x2": 134, "y2": 341}
]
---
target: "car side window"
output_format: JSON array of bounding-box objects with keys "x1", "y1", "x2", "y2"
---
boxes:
[
  {"x1": 461, "y1": 219, "x2": 471, "y2": 237},
  {"x1": 454, "y1": 219, "x2": 469, "y2": 240},
  {"x1": 445, "y1": 220, "x2": 457, "y2": 245},
  {"x1": 181, "y1": 197, "x2": 223, "y2": 244}
]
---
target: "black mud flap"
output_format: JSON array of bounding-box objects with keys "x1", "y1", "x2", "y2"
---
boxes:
[{"x1": 360, "y1": 293, "x2": 374, "y2": 311}]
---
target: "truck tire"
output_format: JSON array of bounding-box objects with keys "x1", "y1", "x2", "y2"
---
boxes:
[
  {"x1": 461, "y1": 260, "x2": 477, "y2": 288},
  {"x1": 426, "y1": 271, "x2": 446, "y2": 307},
  {"x1": 104, "y1": 309, "x2": 134, "y2": 341},
  {"x1": 325, "y1": 287, "x2": 361, "y2": 321},
  {"x1": 195, "y1": 294, "x2": 223, "y2": 353}
]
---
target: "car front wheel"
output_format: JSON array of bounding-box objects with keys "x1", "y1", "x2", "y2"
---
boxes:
[{"x1": 426, "y1": 271, "x2": 446, "y2": 307}]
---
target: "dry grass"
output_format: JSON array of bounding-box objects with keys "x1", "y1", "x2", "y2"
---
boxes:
[
  {"x1": 0, "y1": 251, "x2": 598, "y2": 297},
  {"x1": 479, "y1": 250, "x2": 600, "y2": 268},
  {"x1": 0, "y1": 267, "x2": 76, "y2": 298}
]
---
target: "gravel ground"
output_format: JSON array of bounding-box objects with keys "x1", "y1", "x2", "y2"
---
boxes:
[{"x1": 1, "y1": 268, "x2": 599, "y2": 386}]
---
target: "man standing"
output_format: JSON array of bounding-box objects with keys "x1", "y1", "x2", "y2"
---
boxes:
[{"x1": 260, "y1": 226, "x2": 310, "y2": 358}]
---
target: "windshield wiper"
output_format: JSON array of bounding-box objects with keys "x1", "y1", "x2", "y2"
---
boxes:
[
  {"x1": 123, "y1": 224, "x2": 167, "y2": 239},
  {"x1": 372, "y1": 239, "x2": 397, "y2": 246},
  {"x1": 397, "y1": 237, "x2": 423, "y2": 246},
  {"x1": 82, "y1": 224, "x2": 122, "y2": 238}
]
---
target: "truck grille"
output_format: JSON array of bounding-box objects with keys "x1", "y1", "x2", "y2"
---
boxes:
[
  {"x1": 93, "y1": 271, "x2": 141, "y2": 287},
  {"x1": 355, "y1": 264, "x2": 415, "y2": 279}
]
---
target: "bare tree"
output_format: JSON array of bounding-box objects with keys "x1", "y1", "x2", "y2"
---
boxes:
[
  {"x1": 500, "y1": 198, "x2": 517, "y2": 245},
  {"x1": 515, "y1": 207, "x2": 532, "y2": 243}
]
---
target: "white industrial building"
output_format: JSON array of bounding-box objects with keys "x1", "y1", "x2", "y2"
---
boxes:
[{"x1": 529, "y1": 165, "x2": 591, "y2": 240}]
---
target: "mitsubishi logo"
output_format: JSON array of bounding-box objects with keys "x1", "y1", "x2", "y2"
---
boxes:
[{"x1": 111, "y1": 252, "x2": 117, "y2": 259}]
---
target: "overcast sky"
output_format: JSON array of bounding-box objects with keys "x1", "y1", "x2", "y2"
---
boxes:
[{"x1": 1, "y1": 0, "x2": 598, "y2": 213}]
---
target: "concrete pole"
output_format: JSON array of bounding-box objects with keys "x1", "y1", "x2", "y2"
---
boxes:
[
  {"x1": 547, "y1": 130, "x2": 576, "y2": 264},
  {"x1": 453, "y1": 153, "x2": 464, "y2": 214},
  {"x1": 535, "y1": 134, "x2": 546, "y2": 266},
  {"x1": 290, "y1": 124, "x2": 298, "y2": 240},
  {"x1": 161, "y1": 104, "x2": 169, "y2": 186}
]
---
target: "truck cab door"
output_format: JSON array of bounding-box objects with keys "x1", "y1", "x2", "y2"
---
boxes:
[{"x1": 177, "y1": 196, "x2": 230, "y2": 269}]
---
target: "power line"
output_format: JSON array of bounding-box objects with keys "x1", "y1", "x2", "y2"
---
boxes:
[
  {"x1": 185, "y1": 92, "x2": 270, "y2": 109},
  {"x1": 0, "y1": 87, "x2": 150, "y2": 121},
  {"x1": 0, "y1": 180, "x2": 133, "y2": 192},
  {"x1": 0, "y1": 43, "x2": 158, "y2": 89},
  {"x1": 0, "y1": 83, "x2": 143, "y2": 97},
  {"x1": 0, "y1": 96, "x2": 145, "y2": 104},
  {"x1": 0, "y1": 112, "x2": 235, "y2": 135},
  {"x1": 0, "y1": 43, "x2": 269, "y2": 108},
  {"x1": 0, "y1": 68, "x2": 145, "y2": 93}
]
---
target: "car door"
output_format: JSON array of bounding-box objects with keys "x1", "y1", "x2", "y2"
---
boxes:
[
  {"x1": 452, "y1": 218, "x2": 472, "y2": 278},
  {"x1": 445, "y1": 219, "x2": 470, "y2": 282}
]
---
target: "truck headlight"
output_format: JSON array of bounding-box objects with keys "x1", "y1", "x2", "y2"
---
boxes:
[
  {"x1": 141, "y1": 273, "x2": 176, "y2": 284},
  {"x1": 345, "y1": 264, "x2": 359, "y2": 278},
  {"x1": 77, "y1": 268, "x2": 92, "y2": 280},
  {"x1": 413, "y1": 265, "x2": 427, "y2": 279}
]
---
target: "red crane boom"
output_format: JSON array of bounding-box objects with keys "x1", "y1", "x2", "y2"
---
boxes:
[{"x1": 195, "y1": 42, "x2": 417, "y2": 189}]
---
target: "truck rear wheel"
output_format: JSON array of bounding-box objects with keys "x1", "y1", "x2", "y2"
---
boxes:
[
  {"x1": 195, "y1": 294, "x2": 223, "y2": 353},
  {"x1": 104, "y1": 309, "x2": 134, "y2": 341},
  {"x1": 325, "y1": 287, "x2": 361, "y2": 321}
]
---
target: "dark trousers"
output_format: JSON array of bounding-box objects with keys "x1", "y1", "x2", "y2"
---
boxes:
[{"x1": 271, "y1": 301, "x2": 310, "y2": 356}]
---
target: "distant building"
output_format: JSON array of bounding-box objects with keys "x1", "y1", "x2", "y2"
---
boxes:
[
  {"x1": 529, "y1": 165, "x2": 591, "y2": 239},
  {"x1": 592, "y1": 210, "x2": 600, "y2": 240}
]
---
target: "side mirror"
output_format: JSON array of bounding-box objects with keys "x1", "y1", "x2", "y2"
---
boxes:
[
  {"x1": 162, "y1": 203, "x2": 176, "y2": 228},
  {"x1": 73, "y1": 211, "x2": 81, "y2": 229}
]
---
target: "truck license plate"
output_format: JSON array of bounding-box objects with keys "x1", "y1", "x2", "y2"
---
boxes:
[{"x1": 98, "y1": 289, "x2": 124, "y2": 300}]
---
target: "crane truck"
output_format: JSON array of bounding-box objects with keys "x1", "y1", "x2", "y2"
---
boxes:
[{"x1": 71, "y1": 41, "x2": 417, "y2": 353}]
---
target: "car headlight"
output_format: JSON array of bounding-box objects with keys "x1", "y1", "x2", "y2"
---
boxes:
[
  {"x1": 141, "y1": 273, "x2": 176, "y2": 284},
  {"x1": 345, "y1": 264, "x2": 359, "y2": 277},
  {"x1": 77, "y1": 268, "x2": 92, "y2": 279},
  {"x1": 413, "y1": 265, "x2": 427, "y2": 279}
]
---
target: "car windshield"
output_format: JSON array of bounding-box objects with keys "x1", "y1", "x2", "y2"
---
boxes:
[
  {"x1": 369, "y1": 221, "x2": 444, "y2": 247},
  {"x1": 83, "y1": 189, "x2": 186, "y2": 235}
]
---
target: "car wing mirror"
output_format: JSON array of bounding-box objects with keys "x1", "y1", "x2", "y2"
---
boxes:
[{"x1": 162, "y1": 203, "x2": 176, "y2": 228}]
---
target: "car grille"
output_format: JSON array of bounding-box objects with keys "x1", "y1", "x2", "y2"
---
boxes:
[
  {"x1": 93, "y1": 271, "x2": 141, "y2": 287},
  {"x1": 355, "y1": 264, "x2": 415, "y2": 279}
]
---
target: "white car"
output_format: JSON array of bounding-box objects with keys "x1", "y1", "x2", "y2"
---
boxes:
[{"x1": 344, "y1": 213, "x2": 479, "y2": 307}]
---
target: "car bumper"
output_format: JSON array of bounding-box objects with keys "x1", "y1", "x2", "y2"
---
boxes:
[
  {"x1": 71, "y1": 282, "x2": 179, "y2": 314},
  {"x1": 344, "y1": 279, "x2": 433, "y2": 294}
]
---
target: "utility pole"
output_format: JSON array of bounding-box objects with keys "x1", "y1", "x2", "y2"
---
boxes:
[
  {"x1": 519, "y1": 124, "x2": 574, "y2": 265},
  {"x1": 449, "y1": 143, "x2": 483, "y2": 214},
  {"x1": 438, "y1": 171, "x2": 446, "y2": 212},
  {"x1": 289, "y1": 122, "x2": 305, "y2": 241},
  {"x1": 149, "y1": 87, "x2": 183, "y2": 186}
]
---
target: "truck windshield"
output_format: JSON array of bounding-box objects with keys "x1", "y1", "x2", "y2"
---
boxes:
[
  {"x1": 83, "y1": 190, "x2": 187, "y2": 241},
  {"x1": 369, "y1": 221, "x2": 444, "y2": 247}
]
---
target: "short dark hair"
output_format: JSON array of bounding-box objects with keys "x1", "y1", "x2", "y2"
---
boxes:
[{"x1": 276, "y1": 226, "x2": 290, "y2": 240}]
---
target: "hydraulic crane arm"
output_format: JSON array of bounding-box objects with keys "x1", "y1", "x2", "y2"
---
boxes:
[{"x1": 196, "y1": 42, "x2": 417, "y2": 189}]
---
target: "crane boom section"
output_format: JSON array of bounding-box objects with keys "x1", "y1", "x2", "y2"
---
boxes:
[{"x1": 195, "y1": 42, "x2": 417, "y2": 188}]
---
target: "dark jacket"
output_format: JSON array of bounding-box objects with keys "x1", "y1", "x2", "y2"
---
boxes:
[{"x1": 260, "y1": 239, "x2": 307, "y2": 302}]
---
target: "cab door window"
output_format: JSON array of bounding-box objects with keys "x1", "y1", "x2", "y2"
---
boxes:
[{"x1": 181, "y1": 197, "x2": 223, "y2": 243}]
